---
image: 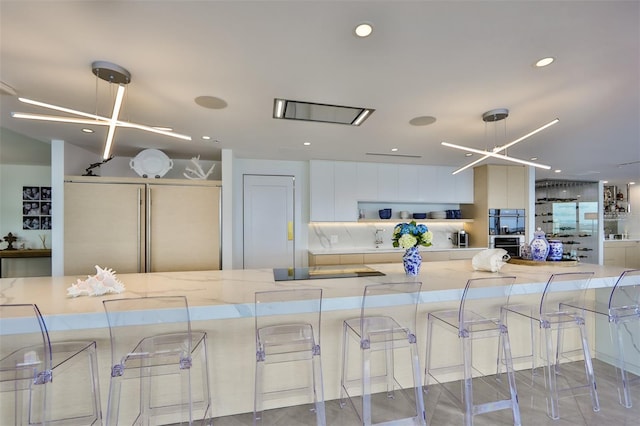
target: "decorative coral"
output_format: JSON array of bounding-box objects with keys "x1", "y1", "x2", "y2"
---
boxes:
[
  {"x1": 67, "y1": 265, "x2": 125, "y2": 297},
  {"x1": 183, "y1": 155, "x2": 215, "y2": 180}
]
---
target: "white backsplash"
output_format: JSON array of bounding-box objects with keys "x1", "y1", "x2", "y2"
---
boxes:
[{"x1": 309, "y1": 222, "x2": 469, "y2": 251}]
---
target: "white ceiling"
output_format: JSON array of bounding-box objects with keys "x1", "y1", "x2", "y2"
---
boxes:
[{"x1": 1, "y1": 1, "x2": 639, "y2": 183}]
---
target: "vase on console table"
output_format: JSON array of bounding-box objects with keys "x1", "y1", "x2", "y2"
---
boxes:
[
  {"x1": 530, "y1": 227, "x2": 550, "y2": 262},
  {"x1": 403, "y1": 246, "x2": 422, "y2": 276}
]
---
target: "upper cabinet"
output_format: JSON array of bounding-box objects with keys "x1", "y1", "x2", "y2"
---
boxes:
[
  {"x1": 479, "y1": 164, "x2": 527, "y2": 209},
  {"x1": 310, "y1": 160, "x2": 474, "y2": 221}
]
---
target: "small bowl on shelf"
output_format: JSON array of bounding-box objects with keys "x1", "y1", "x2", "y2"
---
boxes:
[
  {"x1": 378, "y1": 208, "x2": 392, "y2": 219},
  {"x1": 412, "y1": 213, "x2": 427, "y2": 220}
]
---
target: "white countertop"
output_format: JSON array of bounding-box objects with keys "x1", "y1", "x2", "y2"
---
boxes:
[
  {"x1": 0, "y1": 260, "x2": 627, "y2": 333},
  {"x1": 309, "y1": 246, "x2": 484, "y2": 255}
]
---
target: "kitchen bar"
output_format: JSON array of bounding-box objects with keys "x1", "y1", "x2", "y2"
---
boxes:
[{"x1": 0, "y1": 260, "x2": 628, "y2": 418}]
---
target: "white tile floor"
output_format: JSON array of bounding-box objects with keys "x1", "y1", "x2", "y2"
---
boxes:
[{"x1": 211, "y1": 360, "x2": 639, "y2": 425}]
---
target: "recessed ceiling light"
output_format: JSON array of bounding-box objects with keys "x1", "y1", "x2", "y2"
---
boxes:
[
  {"x1": 530, "y1": 157, "x2": 538, "y2": 161},
  {"x1": 603, "y1": 181, "x2": 609, "y2": 184},
  {"x1": 409, "y1": 116, "x2": 437, "y2": 126},
  {"x1": 391, "y1": 148, "x2": 398, "y2": 152},
  {"x1": 201, "y1": 136, "x2": 211, "y2": 140},
  {"x1": 535, "y1": 57, "x2": 555, "y2": 67},
  {"x1": 82, "y1": 128, "x2": 94, "y2": 133},
  {"x1": 630, "y1": 182, "x2": 636, "y2": 185},
  {"x1": 354, "y1": 22, "x2": 373, "y2": 38},
  {"x1": 303, "y1": 142, "x2": 311, "y2": 146},
  {"x1": 554, "y1": 169, "x2": 562, "y2": 173},
  {"x1": 465, "y1": 153, "x2": 473, "y2": 157}
]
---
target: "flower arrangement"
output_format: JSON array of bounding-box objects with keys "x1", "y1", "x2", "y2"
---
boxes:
[{"x1": 392, "y1": 221, "x2": 433, "y2": 249}]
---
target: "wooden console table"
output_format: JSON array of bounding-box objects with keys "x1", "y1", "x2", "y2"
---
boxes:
[{"x1": 0, "y1": 249, "x2": 51, "y2": 277}]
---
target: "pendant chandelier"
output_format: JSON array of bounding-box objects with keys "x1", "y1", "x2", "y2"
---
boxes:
[
  {"x1": 442, "y1": 108, "x2": 558, "y2": 175},
  {"x1": 11, "y1": 61, "x2": 191, "y2": 160}
]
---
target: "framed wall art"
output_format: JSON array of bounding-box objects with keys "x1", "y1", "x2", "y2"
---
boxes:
[{"x1": 22, "y1": 186, "x2": 52, "y2": 230}]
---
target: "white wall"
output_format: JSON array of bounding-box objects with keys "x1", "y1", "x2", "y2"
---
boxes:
[
  {"x1": 231, "y1": 158, "x2": 309, "y2": 269},
  {"x1": 0, "y1": 163, "x2": 52, "y2": 276}
]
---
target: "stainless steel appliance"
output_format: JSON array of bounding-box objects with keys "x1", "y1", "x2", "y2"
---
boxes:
[
  {"x1": 453, "y1": 231, "x2": 468, "y2": 248},
  {"x1": 488, "y1": 209, "x2": 526, "y2": 235},
  {"x1": 491, "y1": 236, "x2": 524, "y2": 257}
]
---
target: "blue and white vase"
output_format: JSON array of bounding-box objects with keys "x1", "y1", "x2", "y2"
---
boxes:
[
  {"x1": 548, "y1": 240, "x2": 564, "y2": 261},
  {"x1": 530, "y1": 227, "x2": 550, "y2": 262},
  {"x1": 403, "y1": 246, "x2": 422, "y2": 276}
]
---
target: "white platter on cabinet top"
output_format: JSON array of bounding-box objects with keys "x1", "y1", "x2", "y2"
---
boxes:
[{"x1": 130, "y1": 149, "x2": 173, "y2": 178}]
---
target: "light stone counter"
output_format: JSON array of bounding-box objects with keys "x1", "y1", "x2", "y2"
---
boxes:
[{"x1": 0, "y1": 261, "x2": 628, "y2": 418}]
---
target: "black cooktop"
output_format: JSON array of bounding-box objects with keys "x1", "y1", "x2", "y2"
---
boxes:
[{"x1": 273, "y1": 265, "x2": 385, "y2": 281}]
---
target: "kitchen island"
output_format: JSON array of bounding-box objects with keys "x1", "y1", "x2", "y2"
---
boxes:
[{"x1": 0, "y1": 260, "x2": 628, "y2": 418}]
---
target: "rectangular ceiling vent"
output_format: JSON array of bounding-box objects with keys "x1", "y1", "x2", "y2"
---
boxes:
[
  {"x1": 273, "y1": 98, "x2": 374, "y2": 126},
  {"x1": 366, "y1": 152, "x2": 422, "y2": 159}
]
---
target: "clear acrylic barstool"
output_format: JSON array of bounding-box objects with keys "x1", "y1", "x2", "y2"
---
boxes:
[
  {"x1": 563, "y1": 269, "x2": 639, "y2": 408},
  {"x1": 424, "y1": 276, "x2": 521, "y2": 426},
  {"x1": 340, "y1": 281, "x2": 426, "y2": 426},
  {"x1": 499, "y1": 272, "x2": 599, "y2": 420},
  {"x1": 0, "y1": 303, "x2": 101, "y2": 425},
  {"x1": 253, "y1": 288, "x2": 325, "y2": 426},
  {"x1": 103, "y1": 296, "x2": 211, "y2": 425}
]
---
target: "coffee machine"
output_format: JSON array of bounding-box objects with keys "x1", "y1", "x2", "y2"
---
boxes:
[{"x1": 453, "y1": 231, "x2": 468, "y2": 248}]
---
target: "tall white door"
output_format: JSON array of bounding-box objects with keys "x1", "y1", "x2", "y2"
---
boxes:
[{"x1": 243, "y1": 175, "x2": 295, "y2": 269}]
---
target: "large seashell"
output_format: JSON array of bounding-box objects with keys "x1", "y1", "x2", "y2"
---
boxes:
[{"x1": 67, "y1": 265, "x2": 125, "y2": 297}]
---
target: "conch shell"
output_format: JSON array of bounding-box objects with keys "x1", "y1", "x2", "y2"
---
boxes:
[{"x1": 67, "y1": 265, "x2": 125, "y2": 297}]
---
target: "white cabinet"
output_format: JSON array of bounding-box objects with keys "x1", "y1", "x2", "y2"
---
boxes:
[
  {"x1": 309, "y1": 160, "x2": 475, "y2": 222},
  {"x1": 397, "y1": 165, "x2": 420, "y2": 201},
  {"x1": 418, "y1": 166, "x2": 439, "y2": 201},
  {"x1": 310, "y1": 161, "x2": 335, "y2": 221},
  {"x1": 310, "y1": 160, "x2": 358, "y2": 221},
  {"x1": 377, "y1": 164, "x2": 400, "y2": 201},
  {"x1": 64, "y1": 177, "x2": 221, "y2": 275},
  {"x1": 356, "y1": 162, "x2": 378, "y2": 201},
  {"x1": 334, "y1": 162, "x2": 358, "y2": 221}
]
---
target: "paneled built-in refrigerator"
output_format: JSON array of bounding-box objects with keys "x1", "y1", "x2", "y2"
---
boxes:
[{"x1": 64, "y1": 177, "x2": 221, "y2": 275}]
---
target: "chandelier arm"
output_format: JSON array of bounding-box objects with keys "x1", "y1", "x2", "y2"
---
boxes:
[
  {"x1": 441, "y1": 142, "x2": 551, "y2": 169},
  {"x1": 118, "y1": 122, "x2": 191, "y2": 140},
  {"x1": 497, "y1": 118, "x2": 559, "y2": 152},
  {"x1": 18, "y1": 97, "x2": 107, "y2": 121},
  {"x1": 102, "y1": 85, "x2": 126, "y2": 159},
  {"x1": 11, "y1": 113, "x2": 110, "y2": 125},
  {"x1": 450, "y1": 156, "x2": 488, "y2": 175}
]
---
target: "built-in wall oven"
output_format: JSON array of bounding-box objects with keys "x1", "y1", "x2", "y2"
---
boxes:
[
  {"x1": 490, "y1": 236, "x2": 524, "y2": 258},
  {"x1": 488, "y1": 209, "x2": 526, "y2": 235}
]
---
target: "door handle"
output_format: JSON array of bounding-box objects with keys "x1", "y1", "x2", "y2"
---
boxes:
[{"x1": 287, "y1": 221, "x2": 293, "y2": 240}]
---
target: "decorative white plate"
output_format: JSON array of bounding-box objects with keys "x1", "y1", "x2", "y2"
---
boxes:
[{"x1": 129, "y1": 149, "x2": 173, "y2": 178}]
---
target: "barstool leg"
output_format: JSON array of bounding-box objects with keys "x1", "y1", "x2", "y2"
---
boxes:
[
  {"x1": 578, "y1": 320, "x2": 600, "y2": 413},
  {"x1": 362, "y1": 342, "x2": 373, "y2": 426},
  {"x1": 385, "y1": 340, "x2": 395, "y2": 398},
  {"x1": 106, "y1": 373, "x2": 123, "y2": 426},
  {"x1": 611, "y1": 319, "x2": 633, "y2": 408},
  {"x1": 424, "y1": 315, "x2": 435, "y2": 393},
  {"x1": 312, "y1": 350, "x2": 327, "y2": 426},
  {"x1": 409, "y1": 337, "x2": 426, "y2": 424},
  {"x1": 462, "y1": 335, "x2": 474, "y2": 426},
  {"x1": 253, "y1": 360, "x2": 264, "y2": 425},
  {"x1": 501, "y1": 328, "x2": 522, "y2": 426},
  {"x1": 542, "y1": 325, "x2": 560, "y2": 420},
  {"x1": 339, "y1": 322, "x2": 350, "y2": 408}
]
